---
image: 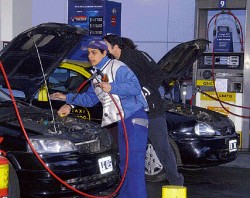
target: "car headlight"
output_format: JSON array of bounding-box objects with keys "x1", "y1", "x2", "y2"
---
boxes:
[
  {"x1": 194, "y1": 122, "x2": 216, "y2": 136},
  {"x1": 27, "y1": 138, "x2": 77, "y2": 153}
]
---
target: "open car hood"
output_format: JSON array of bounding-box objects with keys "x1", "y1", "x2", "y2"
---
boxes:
[
  {"x1": 158, "y1": 39, "x2": 209, "y2": 93},
  {"x1": 0, "y1": 23, "x2": 87, "y2": 101}
]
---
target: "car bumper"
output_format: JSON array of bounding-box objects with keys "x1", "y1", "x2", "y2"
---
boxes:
[
  {"x1": 9, "y1": 151, "x2": 120, "y2": 197},
  {"x1": 176, "y1": 135, "x2": 239, "y2": 168}
]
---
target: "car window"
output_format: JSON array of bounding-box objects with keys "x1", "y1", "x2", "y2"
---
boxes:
[{"x1": 48, "y1": 68, "x2": 88, "y2": 93}]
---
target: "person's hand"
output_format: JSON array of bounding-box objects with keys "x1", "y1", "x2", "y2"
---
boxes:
[
  {"x1": 50, "y1": 92, "x2": 66, "y2": 101},
  {"x1": 58, "y1": 104, "x2": 71, "y2": 117},
  {"x1": 98, "y1": 82, "x2": 111, "y2": 93}
]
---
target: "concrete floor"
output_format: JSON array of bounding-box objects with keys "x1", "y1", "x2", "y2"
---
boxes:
[{"x1": 147, "y1": 151, "x2": 250, "y2": 198}]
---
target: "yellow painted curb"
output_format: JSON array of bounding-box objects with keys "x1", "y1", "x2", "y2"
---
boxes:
[
  {"x1": 162, "y1": 185, "x2": 187, "y2": 198},
  {"x1": 0, "y1": 156, "x2": 9, "y2": 197}
]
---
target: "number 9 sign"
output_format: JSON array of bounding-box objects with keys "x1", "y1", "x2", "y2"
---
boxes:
[{"x1": 219, "y1": 0, "x2": 226, "y2": 8}]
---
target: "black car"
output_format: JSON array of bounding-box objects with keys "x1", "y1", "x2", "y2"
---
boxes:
[
  {"x1": 145, "y1": 39, "x2": 239, "y2": 181},
  {"x1": 0, "y1": 23, "x2": 120, "y2": 198}
]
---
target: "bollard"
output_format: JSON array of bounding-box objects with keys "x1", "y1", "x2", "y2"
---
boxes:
[
  {"x1": 0, "y1": 155, "x2": 9, "y2": 198},
  {"x1": 162, "y1": 185, "x2": 187, "y2": 198}
]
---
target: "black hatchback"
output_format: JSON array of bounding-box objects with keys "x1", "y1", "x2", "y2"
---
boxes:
[
  {"x1": 145, "y1": 39, "x2": 239, "y2": 182},
  {"x1": 0, "y1": 23, "x2": 120, "y2": 198}
]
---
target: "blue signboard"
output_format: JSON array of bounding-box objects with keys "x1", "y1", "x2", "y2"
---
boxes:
[
  {"x1": 68, "y1": 0, "x2": 105, "y2": 35},
  {"x1": 68, "y1": 0, "x2": 121, "y2": 61}
]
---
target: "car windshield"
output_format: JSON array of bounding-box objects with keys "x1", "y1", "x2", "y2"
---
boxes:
[
  {"x1": 0, "y1": 66, "x2": 88, "y2": 104},
  {"x1": 0, "y1": 87, "x2": 25, "y2": 98}
]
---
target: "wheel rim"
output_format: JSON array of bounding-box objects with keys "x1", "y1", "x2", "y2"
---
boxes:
[{"x1": 145, "y1": 143, "x2": 163, "y2": 176}]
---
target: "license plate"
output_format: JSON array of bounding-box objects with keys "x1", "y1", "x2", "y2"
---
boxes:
[
  {"x1": 229, "y1": 139, "x2": 237, "y2": 152},
  {"x1": 98, "y1": 156, "x2": 113, "y2": 174}
]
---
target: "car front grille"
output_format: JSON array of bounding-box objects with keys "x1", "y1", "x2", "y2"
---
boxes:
[
  {"x1": 75, "y1": 138, "x2": 101, "y2": 153},
  {"x1": 218, "y1": 126, "x2": 235, "y2": 135},
  {"x1": 61, "y1": 172, "x2": 119, "y2": 191},
  {"x1": 206, "y1": 148, "x2": 238, "y2": 161}
]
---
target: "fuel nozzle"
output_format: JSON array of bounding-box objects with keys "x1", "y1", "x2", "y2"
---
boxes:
[
  {"x1": 91, "y1": 69, "x2": 108, "y2": 82},
  {"x1": 89, "y1": 69, "x2": 103, "y2": 81},
  {"x1": 101, "y1": 74, "x2": 108, "y2": 82},
  {"x1": 72, "y1": 69, "x2": 105, "y2": 102},
  {"x1": 94, "y1": 69, "x2": 108, "y2": 82}
]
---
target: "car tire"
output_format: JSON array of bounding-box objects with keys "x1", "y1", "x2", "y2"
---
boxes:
[
  {"x1": 145, "y1": 138, "x2": 181, "y2": 182},
  {"x1": 8, "y1": 163, "x2": 20, "y2": 198}
]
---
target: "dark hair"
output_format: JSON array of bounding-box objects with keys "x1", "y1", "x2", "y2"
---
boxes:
[
  {"x1": 103, "y1": 34, "x2": 124, "y2": 49},
  {"x1": 103, "y1": 34, "x2": 138, "y2": 50},
  {"x1": 121, "y1": 37, "x2": 137, "y2": 49},
  {"x1": 99, "y1": 49, "x2": 106, "y2": 54}
]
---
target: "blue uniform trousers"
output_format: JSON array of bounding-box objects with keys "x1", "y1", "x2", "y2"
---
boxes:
[{"x1": 117, "y1": 108, "x2": 148, "y2": 198}]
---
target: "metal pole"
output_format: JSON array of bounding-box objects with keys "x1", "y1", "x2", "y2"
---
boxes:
[{"x1": 242, "y1": 0, "x2": 250, "y2": 150}]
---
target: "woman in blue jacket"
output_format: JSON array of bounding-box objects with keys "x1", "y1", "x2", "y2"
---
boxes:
[{"x1": 50, "y1": 40, "x2": 149, "y2": 198}]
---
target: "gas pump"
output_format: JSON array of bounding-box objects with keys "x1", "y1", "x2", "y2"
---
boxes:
[
  {"x1": 67, "y1": 0, "x2": 121, "y2": 61},
  {"x1": 194, "y1": 0, "x2": 250, "y2": 150},
  {"x1": 196, "y1": 52, "x2": 244, "y2": 147}
]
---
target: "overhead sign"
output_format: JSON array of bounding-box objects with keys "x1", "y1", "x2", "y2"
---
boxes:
[
  {"x1": 67, "y1": 0, "x2": 121, "y2": 61},
  {"x1": 68, "y1": 0, "x2": 105, "y2": 35}
]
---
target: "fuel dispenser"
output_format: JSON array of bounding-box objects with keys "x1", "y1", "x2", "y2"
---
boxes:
[
  {"x1": 194, "y1": 0, "x2": 250, "y2": 150},
  {"x1": 67, "y1": 0, "x2": 121, "y2": 61},
  {"x1": 196, "y1": 52, "x2": 244, "y2": 146}
]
